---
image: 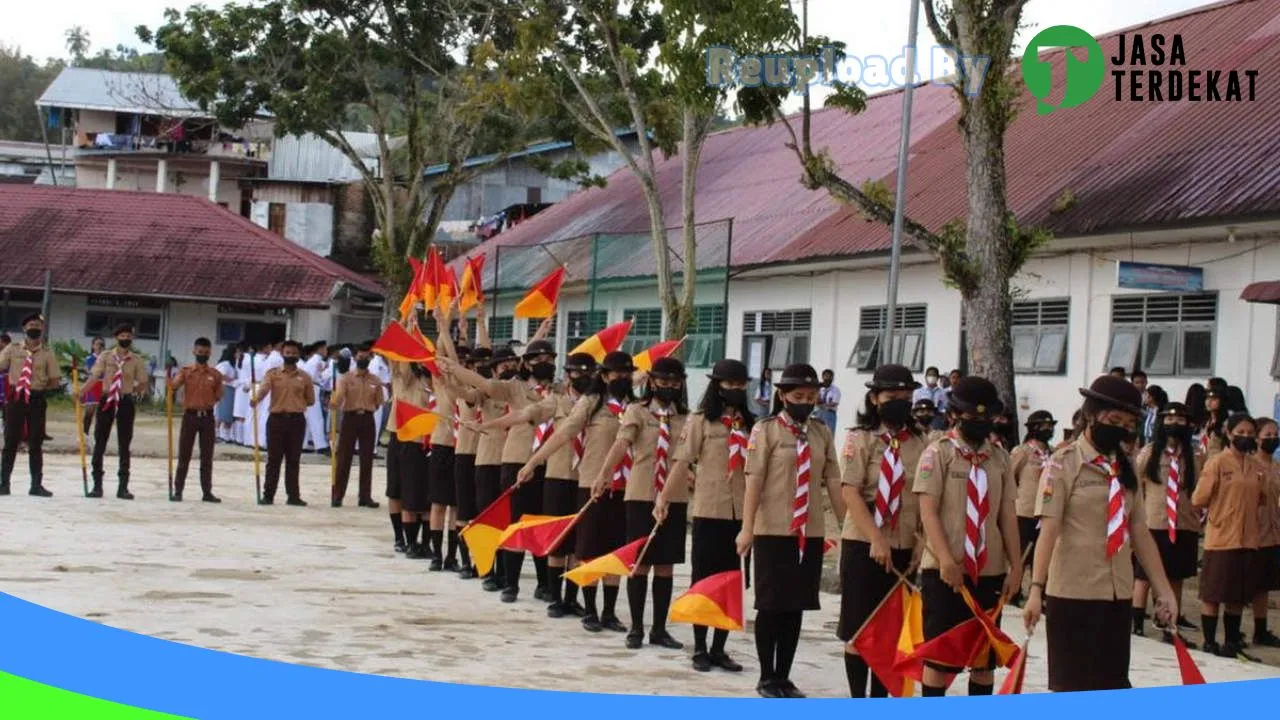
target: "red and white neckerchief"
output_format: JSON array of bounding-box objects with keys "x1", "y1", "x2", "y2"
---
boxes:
[
  {"x1": 452, "y1": 399, "x2": 463, "y2": 438},
  {"x1": 874, "y1": 427, "x2": 913, "y2": 530},
  {"x1": 722, "y1": 415, "x2": 748, "y2": 473},
  {"x1": 1164, "y1": 447, "x2": 1180, "y2": 544},
  {"x1": 778, "y1": 413, "x2": 811, "y2": 562},
  {"x1": 949, "y1": 437, "x2": 989, "y2": 583},
  {"x1": 1198, "y1": 432, "x2": 1210, "y2": 454},
  {"x1": 572, "y1": 430, "x2": 586, "y2": 470},
  {"x1": 102, "y1": 351, "x2": 130, "y2": 411},
  {"x1": 423, "y1": 393, "x2": 436, "y2": 454},
  {"x1": 607, "y1": 398, "x2": 631, "y2": 491},
  {"x1": 14, "y1": 348, "x2": 33, "y2": 403},
  {"x1": 653, "y1": 407, "x2": 672, "y2": 494},
  {"x1": 1091, "y1": 455, "x2": 1129, "y2": 558}
]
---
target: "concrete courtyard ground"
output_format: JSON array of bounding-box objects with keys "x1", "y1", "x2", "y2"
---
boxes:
[{"x1": 1, "y1": 407, "x2": 1278, "y2": 697}]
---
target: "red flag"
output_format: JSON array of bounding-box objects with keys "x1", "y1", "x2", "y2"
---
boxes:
[
  {"x1": 569, "y1": 320, "x2": 633, "y2": 362},
  {"x1": 372, "y1": 323, "x2": 434, "y2": 364},
  {"x1": 496, "y1": 515, "x2": 577, "y2": 556},
  {"x1": 669, "y1": 570, "x2": 745, "y2": 632},
  {"x1": 997, "y1": 640, "x2": 1030, "y2": 695},
  {"x1": 1173, "y1": 634, "x2": 1205, "y2": 685},
  {"x1": 459, "y1": 489, "x2": 514, "y2": 577},
  {"x1": 850, "y1": 580, "x2": 922, "y2": 697},
  {"x1": 514, "y1": 267, "x2": 565, "y2": 319}
]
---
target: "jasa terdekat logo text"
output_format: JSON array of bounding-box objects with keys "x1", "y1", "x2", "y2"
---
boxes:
[{"x1": 1112, "y1": 33, "x2": 1258, "y2": 102}]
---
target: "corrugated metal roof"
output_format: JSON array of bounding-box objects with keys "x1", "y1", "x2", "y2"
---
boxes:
[
  {"x1": 0, "y1": 185, "x2": 382, "y2": 307},
  {"x1": 37, "y1": 68, "x2": 208, "y2": 117},
  {"x1": 423, "y1": 129, "x2": 641, "y2": 176},
  {"x1": 454, "y1": 0, "x2": 1280, "y2": 280},
  {"x1": 269, "y1": 133, "x2": 404, "y2": 183}
]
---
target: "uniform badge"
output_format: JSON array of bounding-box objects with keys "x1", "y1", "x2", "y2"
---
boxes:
[
  {"x1": 841, "y1": 430, "x2": 857, "y2": 460},
  {"x1": 917, "y1": 446, "x2": 936, "y2": 480},
  {"x1": 747, "y1": 423, "x2": 764, "y2": 451}
]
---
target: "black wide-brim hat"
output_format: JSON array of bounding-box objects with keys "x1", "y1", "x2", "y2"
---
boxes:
[
  {"x1": 1159, "y1": 402, "x2": 1193, "y2": 419},
  {"x1": 1025, "y1": 410, "x2": 1057, "y2": 427},
  {"x1": 912, "y1": 398, "x2": 937, "y2": 412},
  {"x1": 775, "y1": 363, "x2": 821, "y2": 390},
  {"x1": 488, "y1": 347, "x2": 518, "y2": 365},
  {"x1": 947, "y1": 377, "x2": 1003, "y2": 417},
  {"x1": 523, "y1": 340, "x2": 556, "y2": 359},
  {"x1": 1079, "y1": 375, "x2": 1144, "y2": 416},
  {"x1": 708, "y1": 359, "x2": 749, "y2": 383},
  {"x1": 649, "y1": 357, "x2": 686, "y2": 380},
  {"x1": 601, "y1": 351, "x2": 636, "y2": 373},
  {"x1": 564, "y1": 352, "x2": 598, "y2": 373},
  {"x1": 865, "y1": 364, "x2": 921, "y2": 391}
]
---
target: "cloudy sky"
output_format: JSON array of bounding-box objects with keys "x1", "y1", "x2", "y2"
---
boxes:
[{"x1": 5, "y1": 0, "x2": 1215, "y2": 82}]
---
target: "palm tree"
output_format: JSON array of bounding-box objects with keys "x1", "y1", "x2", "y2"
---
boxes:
[{"x1": 65, "y1": 26, "x2": 90, "y2": 64}]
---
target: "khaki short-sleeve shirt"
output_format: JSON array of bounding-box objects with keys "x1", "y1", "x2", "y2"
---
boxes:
[
  {"x1": 840, "y1": 427, "x2": 924, "y2": 549},
  {"x1": 745, "y1": 416, "x2": 840, "y2": 538},
  {"x1": 913, "y1": 434, "x2": 1016, "y2": 577},
  {"x1": 673, "y1": 412, "x2": 746, "y2": 521}
]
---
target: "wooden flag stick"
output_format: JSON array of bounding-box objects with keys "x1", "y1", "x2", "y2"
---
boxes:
[
  {"x1": 165, "y1": 380, "x2": 175, "y2": 500},
  {"x1": 249, "y1": 354, "x2": 262, "y2": 504},
  {"x1": 630, "y1": 520, "x2": 663, "y2": 577},
  {"x1": 70, "y1": 358, "x2": 89, "y2": 497},
  {"x1": 546, "y1": 495, "x2": 595, "y2": 556}
]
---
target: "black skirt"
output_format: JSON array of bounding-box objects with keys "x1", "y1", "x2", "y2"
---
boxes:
[
  {"x1": 1017, "y1": 516, "x2": 1039, "y2": 566},
  {"x1": 837, "y1": 539, "x2": 914, "y2": 642},
  {"x1": 1135, "y1": 529, "x2": 1199, "y2": 582},
  {"x1": 385, "y1": 437, "x2": 403, "y2": 500},
  {"x1": 575, "y1": 489, "x2": 626, "y2": 561},
  {"x1": 1045, "y1": 596, "x2": 1131, "y2": 692},
  {"x1": 399, "y1": 441, "x2": 431, "y2": 513},
  {"x1": 752, "y1": 535, "x2": 824, "y2": 612},
  {"x1": 501, "y1": 462, "x2": 544, "y2": 521},
  {"x1": 1200, "y1": 548, "x2": 1258, "y2": 605},
  {"x1": 474, "y1": 464, "x2": 503, "y2": 518},
  {"x1": 691, "y1": 518, "x2": 742, "y2": 583},
  {"x1": 542, "y1": 478, "x2": 581, "y2": 556},
  {"x1": 1256, "y1": 547, "x2": 1280, "y2": 593},
  {"x1": 428, "y1": 446, "x2": 456, "y2": 506},
  {"x1": 453, "y1": 454, "x2": 478, "y2": 521},
  {"x1": 919, "y1": 570, "x2": 1004, "y2": 672},
  {"x1": 624, "y1": 500, "x2": 687, "y2": 566}
]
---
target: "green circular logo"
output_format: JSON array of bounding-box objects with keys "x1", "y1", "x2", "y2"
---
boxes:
[{"x1": 1021, "y1": 25, "x2": 1106, "y2": 116}]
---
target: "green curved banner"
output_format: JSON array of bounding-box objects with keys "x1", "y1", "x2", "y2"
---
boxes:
[{"x1": 0, "y1": 671, "x2": 190, "y2": 719}]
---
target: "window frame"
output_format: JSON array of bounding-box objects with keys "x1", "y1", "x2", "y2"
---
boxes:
[
  {"x1": 622, "y1": 308, "x2": 663, "y2": 356},
  {"x1": 489, "y1": 315, "x2": 514, "y2": 343},
  {"x1": 565, "y1": 310, "x2": 606, "y2": 349},
  {"x1": 848, "y1": 304, "x2": 927, "y2": 372},
  {"x1": 85, "y1": 311, "x2": 162, "y2": 341},
  {"x1": 1010, "y1": 298, "x2": 1070, "y2": 376},
  {"x1": 740, "y1": 309, "x2": 811, "y2": 373},
  {"x1": 1107, "y1": 292, "x2": 1217, "y2": 377}
]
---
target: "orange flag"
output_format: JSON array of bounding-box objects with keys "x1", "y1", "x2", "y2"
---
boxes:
[
  {"x1": 398, "y1": 257, "x2": 427, "y2": 323},
  {"x1": 418, "y1": 249, "x2": 441, "y2": 311},
  {"x1": 496, "y1": 514, "x2": 577, "y2": 556},
  {"x1": 850, "y1": 580, "x2": 922, "y2": 698},
  {"x1": 997, "y1": 638, "x2": 1030, "y2": 695},
  {"x1": 459, "y1": 255, "x2": 486, "y2": 312},
  {"x1": 959, "y1": 588, "x2": 1021, "y2": 669},
  {"x1": 432, "y1": 250, "x2": 457, "y2": 312},
  {"x1": 514, "y1": 267, "x2": 565, "y2": 319},
  {"x1": 393, "y1": 400, "x2": 437, "y2": 442},
  {"x1": 564, "y1": 536, "x2": 647, "y2": 586},
  {"x1": 892, "y1": 591, "x2": 1018, "y2": 684},
  {"x1": 569, "y1": 320, "x2": 633, "y2": 362},
  {"x1": 459, "y1": 489, "x2": 515, "y2": 577},
  {"x1": 669, "y1": 570, "x2": 744, "y2": 632},
  {"x1": 632, "y1": 338, "x2": 683, "y2": 372},
  {"x1": 372, "y1": 323, "x2": 434, "y2": 364},
  {"x1": 1173, "y1": 634, "x2": 1205, "y2": 685}
]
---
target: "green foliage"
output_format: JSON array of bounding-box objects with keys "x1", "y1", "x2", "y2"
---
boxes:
[
  {"x1": 859, "y1": 180, "x2": 894, "y2": 212},
  {"x1": 1051, "y1": 188, "x2": 1078, "y2": 215},
  {"x1": 0, "y1": 47, "x2": 63, "y2": 143}
]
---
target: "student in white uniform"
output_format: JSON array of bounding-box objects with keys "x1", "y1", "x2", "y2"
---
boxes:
[
  {"x1": 232, "y1": 344, "x2": 253, "y2": 446},
  {"x1": 215, "y1": 345, "x2": 239, "y2": 443},
  {"x1": 255, "y1": 343, "x2": 284, "y2": 451},
  {"x1": 302, "y1": 341, "x2": 331, "y2": 455}
]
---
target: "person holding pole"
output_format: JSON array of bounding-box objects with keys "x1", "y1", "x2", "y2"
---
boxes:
[
  {"x1": 168, "y1": 338, "x2": 224, "y2": 503},
  {"x1": 330, "y1": 344, "x2": 383, "y2": 509},
  {"x1": 88, "y1": 323, "x2": 150, "y2": 500},
  {"x1": 0, "y1": 314, "x2": 59, "y2": 497},
  {"x1": 251, "y1": 340, "x2": 313, "y2": 506}
]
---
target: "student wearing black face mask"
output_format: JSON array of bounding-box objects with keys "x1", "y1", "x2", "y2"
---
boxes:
[
  {"x1": 1011, "y1": 410, "x2": 1056, "y2": 580},
  {"x1": 0, "y1": 314, "x2": 59, "y2": 497},
  {"x1": 250, "y1": 340, "x2": 314, "y2": 506},
  {"x1": 1251, "y1": 418, "x2": 1280, "y2": 648},
  {"x1": 912, "y1": 398, "x2": 942, "y2": 443},
  {"x1": 168, "y1": 338, "x2": 224, "y2": 503},
  {"x1": 88, "y1": 323, "x2": 150, "y2": 500},
  {"x1": 330, "y1": 346, "x2": 384, "y2": 510}
]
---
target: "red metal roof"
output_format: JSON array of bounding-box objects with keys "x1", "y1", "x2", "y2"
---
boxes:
[
  {"x1": 0, "y1": 185, "x2": 382, "y2": 307},
  {"x1": 457, "y1": 0, "x2": 1280, "y2": 277},
  {"x1": 1242, "y1": 280, "x2": 1280, "y2": 304}
]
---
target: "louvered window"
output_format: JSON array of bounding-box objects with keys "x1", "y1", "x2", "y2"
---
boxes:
[
  {"x1": 848, "y1": 305, "x2": 927, "y2": 372},
  {"x1": 1106, "y1": 293, "x2": 1217, "y2": 376}
]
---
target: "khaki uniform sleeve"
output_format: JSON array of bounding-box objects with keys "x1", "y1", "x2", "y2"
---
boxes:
[
  {"x1": 556, "y1": 395, "x2": 594, "y2": 439},
  {"x1": 673, "y1": 414, "x2": 704, "y2": 465},
  {"x1": 745, "y1": 421, "x2": 770, "y2": 480},
  {"x1": 520, "y1": 395, "x2": 556, "y2": 424},
  {"x1": 912, "y1": 442, "x2": 943, "y2": 498},
  {"x1": 303, "y1": 374, "x2": 316, "y2": 406},
  {"x1": 42, "y1": 350, "x2": 61, "y2": 388},
  {"x1": 131, "y1": 358, "x2": 150, "y2": 390},
  {"x1": 89, "y1": 355, "x2": 105, "y2": 381},
  {"x1": 1035, "y1": 449, "x2": 1070, "y2": 520},
  {"x1": 1010, "y1": 446, "x2": 1028, "y2": 480},
  {"x1": 1000, "y1": 454, "x2": 1018, "y2": 516},
  {"x1": 1191, "y1": 454, "x2": 1220, "y2": 508},
  {"x1": 841, "y1": 430, "x2": 870, "y2": 488},
  {"x1": 1130, "y1": 482, "x2": 1148, "y2": 531},
  {"x1": 617, "y1": 404, "x2": 644, "y2": 445},
  {"x1": 485, "y1": 378, "x2": 516, "y2": 403},
  {"x1": 821, "y1": 426, "x2": 841, "y2": 484}
]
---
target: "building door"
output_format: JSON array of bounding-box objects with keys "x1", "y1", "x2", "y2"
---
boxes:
[{"x1": 268, "y1": 203, "x2": 287, "y2": 236}]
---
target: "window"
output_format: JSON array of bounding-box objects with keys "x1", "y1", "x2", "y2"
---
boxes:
[
  {"x1": 526, "y1": 187, "x2": 542, "y2": 204},
  {"x1": 268, "y1": 203, "x2": 286, "y2": 236},
  {"x1": 0, "y1": 289, "x2": 43, "y2": 332},
  {"x1": 622, "y1": 308, "x2": 663, "y2": 355},
  {"x1": 1012, "y1": 299, "x2": 1069, "y2": 375},
  {"x1": 526, "y1": 314, "x2": 557, "y2": 344},
  {"x1": 489, "y1": 315, "x2": 514, "y2": 343},
  {"x1": 741, "y1": 310, "x2": 810, "y2": 371},
  {"x1": 848, "y1": 305, "x2": 927, "y2": 372},
  {"x1": 565, "y1": 310, "x2": 606, "y2": 349},
  {"x1": 85, "y1": 312, "x2": 161, "y2": 340},
  {"x1": 1105, "y1": 292, "x2": 1217, "y2": 376},
  {"x1": 685, "y1": 304, "x2": 726, "y2": 367}
]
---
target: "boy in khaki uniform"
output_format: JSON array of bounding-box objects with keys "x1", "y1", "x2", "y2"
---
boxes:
[
  {"x1": 168, "y1": 337, "x2": 224, "y2": 503},
  {"x1": 331, "y1": 345, "x2": 384, "y2": 509},
  {"x1": 89, "y1": 323, "x2": 151, "y2": 500},
  {"x1": 1010, "y1": 410, "x2": 1056, "y2": 572},
  {"x1": 0, "y1": 314, "x2": 59, "y2": 497},
  {"x1": 251, "y1": 340, "x2": 314, "y2": 506}
]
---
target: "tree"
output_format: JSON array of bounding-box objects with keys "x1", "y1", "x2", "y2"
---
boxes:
[
  {"x1": 739, "y1": 0, "x2": 1046, "y2": 417},
  {"x1": 65, "y1": 26, "x2": 90, "y2": 64},
  {"x1": 0, "y1": 46, "x2": 64, "y2": 142},
  {"x1": 144, "y1": 0, "x2": 534, "y2": 296}
]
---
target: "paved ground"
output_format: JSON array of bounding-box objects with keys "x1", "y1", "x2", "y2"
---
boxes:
[{"x1": 1, "y1": 408, "x2": 1278, "y2": 697}]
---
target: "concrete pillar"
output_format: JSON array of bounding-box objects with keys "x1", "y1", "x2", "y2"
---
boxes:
[
  {"x1": 106, "y1": 158, "x2": 117, "y2": 190},
  {"x1": 156, "y1": 159, "x2": 167, "y2": 193},
  {"x1": 208, "y1": 160, "x2": 220, "y2": 203}
]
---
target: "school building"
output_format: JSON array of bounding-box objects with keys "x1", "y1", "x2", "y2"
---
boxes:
[{"x1": 453, "y1": 0, "x2": 1280, "y2": 427}]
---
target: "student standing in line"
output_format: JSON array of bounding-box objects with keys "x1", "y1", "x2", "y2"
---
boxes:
[
  {"x1": 911, "y1": 398, "x2": 943, "y2": 443},
  {"x1": 452, "y1": 344, "x2": 491, "y2": 578},
  {"x1": 1011, "y1": 411, "x2": 1056, "y2": 576},
  {"x1": 250, "y1": 340, "x2": 313, "y2": 506},
  {"x1": 837, "y1": 364, "x2": 924, "y2": 698},
  {"x1": 214, "y1": 344, "x2": 239, "y2": 444},
  {"x1": 0, "y1": 315, "x2": 59, "y2": 497},
  {"x1": 168, "y1": 337, "x2": 224, "y2": 503},
  {"x1": 655, "y1": 358, "x2": 752, "y2": 673},
  {"x1": 89, "y1": 324, "x2": 151, "y2": 500},
  {"x1": 1024, "y1": 376, "x2": 1178, "y2": 692},
  {"x1": 1251, "y1": 418, "x2": 1280, "y2": 647},
  {"x1": 329, "y1": 345, "x2": 383, "y2": 509},
  {"x1": 736, "y1": 363, "x2": 845, "y2": 699}
]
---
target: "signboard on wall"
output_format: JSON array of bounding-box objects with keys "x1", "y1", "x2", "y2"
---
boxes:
[{"x1": 1116, "y1": 261, "x2": 1204, "y2": 292}]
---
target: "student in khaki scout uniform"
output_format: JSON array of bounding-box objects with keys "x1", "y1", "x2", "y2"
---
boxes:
[
  {"x1": 392, "y1": 358, "x2": 433, "y2": 558},
  {"x1": 452, "y1": 345, "x2": 492, "y2": 578},
  {"x1": 417, "y1": 308, "x2": 459, "y2": 573},
  {"x1": 1011, "y1": 410, "x2": 1056, "y2": 574},
  {"x1": 1192, "y1": 413, "x2": 1270, "y2": 659},
  {"x1": 250, "y1": 340, "x2": 314, "y2": 506},
  {"x1": 591, "y1": 356, "x2": 690, "y2": 651},
  {"x1": 168, "y1": 337, "x2": 224, "y2": 503},
  {"x1": 0, "y1": 314, "x2": 59, "y2": 497},
  {"x1": 330, "y1": 345, "x2": 384, "y2": 509},
  {"x1": 913, "y1": 376, "x2": 1020, "y2": 697},
  {"x1": 519, "y1": 351, "x2": 638, "y2": 634},
  {"x1": 461, "y1": 346, "x2": 521, "y2": 588},
  {"x1": 474, "y1": 352, "x2": 597, "y2": 617},
  {"x1": 88, "y1": 324, "x2": 151, "y2": 500},
  {"x1": 912, "y1": 398, "x2": 943, "y2": 443},
  {"x1": 736, "y1": 363, "x2": 845, "y2": 699},
  {"x1": 837, "y1": 364, "x2": 926, "y2": 698},
  {"x1": 1191, "y1": 385, "x2": 1229, "y2": 460},
  {"x1": 1131, "y1": 402, "x2": 1203, "y2": 643},
  {"x1": 655, "y1": 358, "x2": 751, "y2": 673},
  {"x1": 1023, "y1": 375, "x2": 1176, "y2": 693},
  {"x1": 385, "y1": 359, "x2": 413, "y2": 553},
  {"x1": 1251, "y1": 418, "x2": 1280, "y2": 647}
]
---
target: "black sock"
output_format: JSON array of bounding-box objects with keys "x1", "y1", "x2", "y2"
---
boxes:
[
  {"x1": 458, "y1": 531, "x2": 472, "y2": 567},
  {"x1": 547, "y1": 564, "x2": 565, "y2": 603},
  {"x1": 1132, "y1": 606, "x2": 1145, "y2": 633},
  {"x1": 504, "y1": 550, "x2": 525, "y2": 591},
  {"x1": 1203, "y1": 613, "x2": 1219, "y2": 644},
  {"x1": 868, "y1": 673, "x2": 889, "y2": 698},
  {"x1": 626, "y1": 575, "x2": 648, "y2": 633},
  {"x1": 844, "y1": 654, "x2": 869, "y2": 698},
  {"x1": 533, "y1": 555, "x2": 548, "y2": 589},
  {"x1": 582, "y1": 585, "x2": 599, "y2": 616},
  {"x1": 602, "y1": 582, "x2": 620, "y2": 618},
  {"x1": 1255, "y1": 617, "x2": 1269, "y2": 639},
  {"x1": 564, "y1": 577, "x2": 579, "y2": 606},
  {"x1": 651, "y1": 575, "x2": 674, "y2": 635},
  {"x1": 446, "y1": 530, "x2": 459, "y2": 563},
  {"x1": 694, "y1": 625, "x2": 709, "y2": 653},
  {"x1": 968, "y1": 680, "x2": 993, "y2": 696},
  {"x1": 391, "y1": 514, "x2": 404, "y2": 545},
  {"x1": 754, "y1": 612, "x2": 777, "y2": 683},
  {"x1": 711, "y1": 629, "x2": 729, "y2": 655},
  {"x1": 430, "y1": 529, "x2": 444, "y2": 558},
  {"x1": 493, "y1": 550, "x2": 505, "y2": 582},
  {"x1": 775, "y1": 611, "x2": 802, "y2": 680},
  {"x1": 1224, "y1": 613, "x2": 1243, "y2": 645},
  {"x1": 922, "y1": 685, "x2": 946, "y2": 697},
  {"x1": 405, "y1": 521, "x2": 421, "y2": 546}
]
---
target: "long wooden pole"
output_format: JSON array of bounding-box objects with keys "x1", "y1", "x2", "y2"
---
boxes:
[
  {"x1": 70, "y1": 358, "x2": 89, "y2": 497},
  {"x1": 328, "y1": 402, "x2": 339, "y2": 496},
  {"x1": 165, "y1": 380, "x2": 175, "y2": 500},
  {"x1": 250, "y1": 353, "x2": 262, "y2": 503}
]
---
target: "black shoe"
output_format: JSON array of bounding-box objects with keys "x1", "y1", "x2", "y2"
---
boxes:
[
  {"x1": 756, "y1": 680, "x2": 786, "y2": 699},
  {"x1": 331, "y1": 499, "x2": 343, "y2": 508},
  {"x1": 564, "y1": 599, "x2": 587, "y2": 617},
  {"x1": 482, "y1": 576, "x2": 502, "y2": 592},
  {"x1": 406, "y1": 544, "x2": 427, "y2": 560},
  {"x1": 501, "y1": 588, "x2": 518, "y2": 603},
  {"x1": 778, "y1": 680, "x2": 806, "y2": 699},
  {"x1": 429, "y1": 558, "x2": 444, "y2": 572},
  {"x1": 286, "y1": 497, "x2": 307, "y2": 507},
  {"x1": 1218, "y1": 641, "x2": 1259, "y2": 661},
  {"x1": 443, "y1": 558, "x2": 460, "y2": 572},
  {"x1": 649, "y1": 630, "x2": 684, "y2": 650},
  {"x1": 318, "y1": 448, "x2": 332, "y2": 457},
  {"x1": 710, "y1": 651, "x2": 744, "y2": 672},
  {"x1": 692, "y1": 652, "x2": 713, "y2": 672},
  {"x1": 117, "y1": 487, "x2": 134, "y2": 500},
  {"x1": 258, "y1": 496, "x2": 274, "y2": 505},
  {"x1": 394, "y1": 541, "x2": 408, "y2": 554},
  {"x1": 1177, "y1": 615, "x2": 1197, "y2": 630},
  {"x1": 88, "y1": 485, "x2": 104, "y2": 498},
  {"x1": 359, "y1": 499, "x2": 380, "y2": 509},
  {"x1": 547, "y1": 602, "x2": 568, "y2": 618},
  {"x1": 1254, "y1": 631, "x2": 1280, "y2": 648},
  {"x1": 202, "y1": 494, "x2": 221, "y2": 504},
  {"x1": 458, "y1": 565, "x2": 478, "y2": 579},
  {"x1": 28, "y1": 484, "x2": 52, "y2": 498},
  {"x1": 1203, "y1": 639, "x2": 1221, "y2": 656},
  {"x1": 600, "y1": 614, "x2": 627, "y2": 633},
  {"x1": 625, "y1": 631, "x2": 644, "y2": 650},
  {"x1": 581, "y1": 614, "x2": 603, "y2": 633},
  {"x1": 0, "y1": 483, "x2": 9, "y2": 496},
  {"x1": 534, "y1": 585, "x2": 548, "y2": 602},
  {"x1": 170, "y1": 492, "x2": 183, "y2": 502}
]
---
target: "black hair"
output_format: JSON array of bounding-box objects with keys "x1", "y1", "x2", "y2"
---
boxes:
[
  {"x1": 642, "y1": 377, "x2": 689, "y2": 415},
  {"x1": 1109, "y1": 366, "x2": 1127, "y2": 376},
  {"x1": 1147, "y1": 385, "x2": 1168, "y2": 410},
  {"x1": 925, "y1": 366, "x2": 939, "y2": 376},
  {"x1": 856, "y1": 390, "x2": 920, "y2": 436},
  {"x1": 281, "y1": 340, "x2": 303, "y2": 353},
  {"x1": 588, "y1": 366, "x2": 636, "y2": 417},
  {"x1": 1145, "y1": 414, "x2": 1197, "y2": 495},
  {"x1": 1131, "y1": 370, "x2": 1147, "y2": 380},
  {"x1": 698, "y1": 380, "x2": 756, "y2": 431},
  {"x1": 194, "y1": 337, "x2": 211, "y2": 348},
  {"x1": 218, "y1": 345, "x2": 237, "y2": 364},
  {"x1": 1081, "y1": 397, "x2": 1138, "y2": 490},
  {"x1": 1207, "y1": 377, "x2": 1228, "y2": 392},
  {"x1": 1226, "y1": 386, "x2": 1249, "y2": 415},
  {"x1": 113, "y1": 323, "x2": 135, "y2": 336},
  {"x1": 1225, "y1": 413, "x2": 1256, "y2": 436},
  {"x1": 20, "y1": 314, "x2": 41, "y2": 327}
]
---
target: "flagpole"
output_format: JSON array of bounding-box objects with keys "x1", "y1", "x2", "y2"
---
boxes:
[
  {"x1": 630, "y1": 521, "x2": 663, "y2": 577},
  {"x1": 883, "y1": 0, "x2": 921, "y2": 363},
  {"x1": 70, "y1": 357, "x2": 89, "y2": 497},
  {"x1": 547, "y1": 495, "x2": 595, "y2": 556}
]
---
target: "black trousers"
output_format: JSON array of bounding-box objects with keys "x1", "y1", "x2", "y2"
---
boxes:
[
  {"x1": 92, "y1": 396, "x2": 135, "y2": 485},
  {"x1": 264, "y1": 413, "x2": 305, "y2": 500},
  {"x1": 1, "y1": 393, "x2": 47, "y2": 486},
  {"x1": 334, "y1": 411, "x2": 375, "y2": 503},
  {"x1": 175, "y1": 410, "x2": 216, "y2": 495}
]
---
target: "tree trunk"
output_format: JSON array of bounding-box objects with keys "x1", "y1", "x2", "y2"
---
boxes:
[{"x1": 671, "y1": 107, "x2": 705, "y2": 344}]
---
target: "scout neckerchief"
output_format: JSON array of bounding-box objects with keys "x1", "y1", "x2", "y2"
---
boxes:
[
  {"x1": 949, "y1": 434, "x2": 989, "y2": 583},
  {"x1": 531, "y1": 384, "x2": 554, "y2": 452},
  {"x1": 424, "y1": 391, "x2": 436, "y2": 455},
  {"x1": 1090, "y1": 454, "x2": 1129, "y2": 558},
  {"x1": 572, "y1": 391, "x2": 587, "y2": 470},
  {"x1": 452, "y1": 398, "x2": 463, "y2": 438},
  {"x1": 875, "y1": 426, "x2": 913, "y2": 530},
  {"x1": 653, "y1": 405, "x2": 672, "y2": 494},
  {"x1": 777, "y1": 412, "x2": 810, "y2": 562},
  {"x1": 14, "y1": 345, "x2": 34, "y2": 403},
  {"x1": 1164, "y1": 446, "x2": 1181, "y2": 544},
  {"x1": 722, "y1": 414, "x2": 748, "y2": 473},
  {"x1": 607, "y1": 397, "x2": 631, "y2": 491},
  {"x1": 103, "y1": 349, "x2": 131, "y2": 412}
]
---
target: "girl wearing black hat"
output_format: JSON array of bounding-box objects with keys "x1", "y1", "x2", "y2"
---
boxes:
[
  {"x1": 1024, "y1": 375, "x2": 1177, "y2": 692},
  {"x1": 913, "y1": 376, "x2": 1021, "y2": 696},
  {"x1": 912, "y1": 399, "x2": 943, "y2": 443},
  {"x1": 1011, "y1": 411, "x2": 1056, "y2": 572},
  {"x1": 654, "y1": 358, "x2": 753, "y2": 673},
  {"x1": 1131, "y1": 403, "x2": 1203, "y2": 642},
  {"x1": 519, "y1": 350, "x2": 636, "y2": 634},
  {"x1": 451, "y1": 332, "x2": 491, "y2": 578},
  {"x1": 837, "y1": 364, "x2": 925, "y2": 698},
  {"x1": 592, "y1": 356, "x2": 690, "y2": 651},
  {"x1": 736, "y1": 363, "x2": 846, "y2": 699},
  {"x1": 1252, "y1": 418, "x2": 1280, "y2": 648}
]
